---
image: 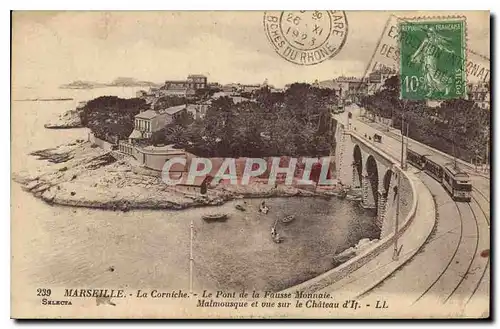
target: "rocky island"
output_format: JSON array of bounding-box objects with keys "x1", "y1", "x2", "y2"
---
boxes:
[{"x1": 60, "y1": 77, "x2": 160, "y2": 89}]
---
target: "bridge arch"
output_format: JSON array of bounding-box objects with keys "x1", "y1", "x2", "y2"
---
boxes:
[
  {"x1": 353, "y1": 144, "x2": 363, "y2": 187},
  {"x1": 383, "y1": 169, "x2": 393, "y2": 198},
  {"x1": 365, "y1": 155, "x2": 379, "y2": 212}
]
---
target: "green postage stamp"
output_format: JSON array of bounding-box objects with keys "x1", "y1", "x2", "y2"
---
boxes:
[{"x1": 400, "y1": 19, "x2": 466, "y2": 100}]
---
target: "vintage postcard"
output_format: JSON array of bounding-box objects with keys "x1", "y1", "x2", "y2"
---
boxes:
[{"x1": 11, "y1": 11, "x2": 490, "y2": 319}]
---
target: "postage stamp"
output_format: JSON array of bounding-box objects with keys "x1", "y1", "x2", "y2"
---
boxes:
[
  {"x1": 360, "y1": 14, "x2": 488, "y2": 97},
  {"x1": 399, "y1": 19, "x2": 466, "y2": 100},
  {"x1": 263, "y1": 11, "x2": 348, "y2": 65}
]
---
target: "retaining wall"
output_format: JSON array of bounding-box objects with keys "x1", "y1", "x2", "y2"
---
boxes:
[{"x1": 88, "y1": 133, "x2": 114, "y2": 151}]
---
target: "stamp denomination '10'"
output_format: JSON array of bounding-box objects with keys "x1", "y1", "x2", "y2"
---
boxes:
[{"x1": 263, "y1": 11, "x2": 348, "y2": 66}]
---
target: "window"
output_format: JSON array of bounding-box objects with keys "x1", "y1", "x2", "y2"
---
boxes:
[{"x1": 455, "y1": 183, "x2": 472, "y2": 191}]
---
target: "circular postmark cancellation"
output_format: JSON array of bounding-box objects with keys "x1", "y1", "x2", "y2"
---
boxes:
[{"x1": 263, "y1": 11, "x2": 348, "y2": 66}]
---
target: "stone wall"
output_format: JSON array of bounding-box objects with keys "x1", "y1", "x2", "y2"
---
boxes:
[{"x1": 88, "y1": 133, "x2": 114, "y2": 151}]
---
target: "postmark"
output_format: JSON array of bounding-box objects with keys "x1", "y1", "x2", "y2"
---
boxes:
[
  {"x1": 399, "y1": 19, "x2": 466, "y2": 100},
  {"x1": 263, "y1": 11, "x2": 348, "y2": 66}
]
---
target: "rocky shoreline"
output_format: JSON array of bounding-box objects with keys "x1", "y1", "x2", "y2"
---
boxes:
[
  {"x1": 44, "y1": 108, "x2": 83, "y2": 129},
  {"x1": 13, "y1": 141, "x2": 340, "y2": 212}
]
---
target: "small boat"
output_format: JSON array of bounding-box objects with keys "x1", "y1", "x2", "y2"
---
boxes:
[
  {"x1": 235, "y1": 204, "x2": 246, "y2": 212},
  {"x1": 272, "y1": 232, "x2": 284, "y2": 244},
  {"x1": 346, "y1": 195, "x2": 362, "y2": 201},
  {"x1": 202, "y1": 213, "x2": 229, "y2": 222},
  {"x1": 259, "y1": 202, "x2": 270, "y2": 214},
  {"x1": 281, "y1": 215, "x2": 296, "y2": 223}
]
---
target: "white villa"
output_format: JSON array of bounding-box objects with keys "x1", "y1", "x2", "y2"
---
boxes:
[{"x1": 128, "y1": 105, "x2": 187, "y2": 142}]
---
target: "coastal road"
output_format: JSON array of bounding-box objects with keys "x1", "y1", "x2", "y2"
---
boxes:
[{"x1": 334, "y1": 107, "x2": 490, "y2": 316}]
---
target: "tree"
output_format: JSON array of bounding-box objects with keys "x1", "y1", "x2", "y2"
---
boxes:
[
  {"x1": 169, "y1": 83, "x2": 337, "y2": 158},
  {"x1": 81, "y1": 96, "x2": 148, "y2": 143},
  {"x1": 152, "y1": 96, "x2": 187, "y2": 110}
]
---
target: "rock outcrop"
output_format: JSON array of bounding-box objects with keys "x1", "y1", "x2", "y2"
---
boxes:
[
  {"x1": 14, "y1": 142, "x2": 337, "y2": 211},
  {"x1": 44, "y1": 109, "x2": 83, "y2": 129}
]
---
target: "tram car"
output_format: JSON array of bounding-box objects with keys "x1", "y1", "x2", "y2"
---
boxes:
[
  {"x1": 442, "y1": 163, "x2": 472, "y2": 202},
  {"x1": 406, "y1": 150, "x2": 472, "y2": 202},
  {"x1": 406, "y1": 149, "x2": 428, "y2": 170},
  {"x1": 422, "y1": 155, "x2": 444, "y2": 182}
]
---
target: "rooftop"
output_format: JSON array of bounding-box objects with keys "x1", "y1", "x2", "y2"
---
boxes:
[
  {"x1": 211, "y1": 92, "x2": 251, "y2": 104},
  {"x1": 231, "y1": 96, "x2": 252, "y2": 104},
  {"x1": 336, "y1": 76, "x2": 364, "y2": 83},
  {"x1": 165, "y1": 80, "x2": 188, "y2": 84},
  {"x1": 135, "y1": 110, "x2": 158, "y2": 120},
  {"x1": 212, "y1": 91, "x2": 234, "y2": 99},
  {"x1": 164, "y1": 104, "x2": 187, "y2": 115}
]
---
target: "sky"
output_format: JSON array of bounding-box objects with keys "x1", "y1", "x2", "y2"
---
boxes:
[{"x1": 11, "y1": 11, "x2": 490, "y2": 88}]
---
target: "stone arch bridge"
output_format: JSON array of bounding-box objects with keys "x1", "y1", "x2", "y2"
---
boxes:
[{"x1": 334, "y1": 121, "x2": 403, "y2": 238}]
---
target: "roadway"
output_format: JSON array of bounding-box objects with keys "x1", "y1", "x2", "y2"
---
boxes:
[{"x1": 334, "y1": 106, "x2": 490, "y2": 317}]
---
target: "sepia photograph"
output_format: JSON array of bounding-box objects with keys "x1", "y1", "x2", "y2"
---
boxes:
[{"x1": 10, "y1": 10, "x2": 490, "y2": 319}]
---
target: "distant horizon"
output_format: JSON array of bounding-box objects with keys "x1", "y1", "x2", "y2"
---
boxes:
[{"x1": 57, "y1": 74, "x2": 374, "y2": 90}]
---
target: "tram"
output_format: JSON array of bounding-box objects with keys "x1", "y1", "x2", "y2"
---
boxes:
[
  {"x1": 442, "y1": 163, "x2": 472, "y2": 202},
  {"x1": 406, "y1": 151, "x2": 472, "y2": 202},
  {"x1": 406, "y1": 149, "x2": 427, "y2": 170},
  {"x1": 423, "y1": 155, "x2": 444, "y2": 182}
]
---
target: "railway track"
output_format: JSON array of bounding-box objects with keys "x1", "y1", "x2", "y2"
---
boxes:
[
  {"x1": 463, "y1": 188, "x2": 490, "y2": 306},
  {"x1": 472, "y1": 186, "x2": 490, "y2": 224},
  {"x1": 412, "y1": 186, "x2": 489, "y2": 307},
  {"x1": 412, "y1": 198, "x2": 465, "y2": 304},
  {"x1": 443, "y1": 202, "x2": 479, "y2": 303},
  {"x1": 472, "y1": 186, "x2": 490, "y2": 203}
]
